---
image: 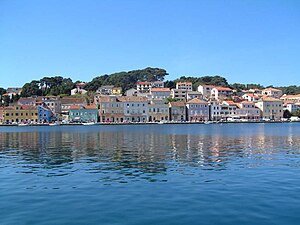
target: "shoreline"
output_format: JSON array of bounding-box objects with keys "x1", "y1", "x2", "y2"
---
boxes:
[{"x1": 0, "y1": 120, "x2": 299, "y2": 127}]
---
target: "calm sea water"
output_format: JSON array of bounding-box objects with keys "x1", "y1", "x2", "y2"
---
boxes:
[{"x1": 1, "y1": 123, "x2": 300, "y2": 225}]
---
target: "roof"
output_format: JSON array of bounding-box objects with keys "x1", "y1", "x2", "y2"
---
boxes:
[
  {"x1": 99, "y1": 85, "x2": 114, "y2": 89},
  {"x1": 243, "y1": 93, "x2": 260, "y2": 98},
  {"x1": 214, "y1": 86, "x2": 232, "y2": 91},
  {"x1": 263, "y1": 87, "x2": 282, "y2": 92},
  {"x1": 137, "y1": 81, "x2": 151, "y2": 85},
  {"x1": 223, "y1": 100, "x2": 237, "y2": 106},
  {"x1": 198, "y1": 84, "x2": 215, "y2": 88},
  {"x1": 61, "y1": 97, "x2": 87, "y2": 104},
  {"x1": 118, "y1": 96, "x2": 148, "y2": 102},
  {"x1": 261, "y1": 97, "x2": 282, "y2": 102},
  {"x1": 176, "y1": 82, "x2": 192, "y2": 85},
  {"x1": 186, "y1": 98, "x2": 208, "y2": 104},
  {"x1": 150, "y1": 88, "x2": 170, "y2": 92},
  {"x1": 187, "y1": 91, "x2": 202, "y2": 95},
  {"x1": 240, "y1": 101, "x2": 255, "y2": 105},
  {"x1": 69, "y1": 105, "x2": 97, "y2": 110},
  {"x1": 20, "y1": 105, "x2": 37, "y2": 110},
  {"x1": 280, "y1": 94, "x2": 300, "y2": 99},
  {"x1": 85, "y1": 105, "x2": 97, "y2": 109},
  {"x1": 169, "y1": 101, "x2": 186, "y2": 107}
]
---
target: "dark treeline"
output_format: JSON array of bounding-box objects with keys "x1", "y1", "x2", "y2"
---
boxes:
[{"x1": 1, "y1": 67, "x2": 300, "y2": 98}]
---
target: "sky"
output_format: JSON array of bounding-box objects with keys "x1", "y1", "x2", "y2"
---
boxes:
[{"x1": 0, "y1": 0, "x2": 300, "y2": 88}]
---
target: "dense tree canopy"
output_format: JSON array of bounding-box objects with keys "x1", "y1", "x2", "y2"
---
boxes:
[
  {"x1": 85, "y1": 67, "x2": 169, "y2": 92},
  {"x1": 2, "y1": 68, "x2": 299, "y2": 100},
  {"x1": 21, "y1": 76, "x2": 74, "y2": 97}
]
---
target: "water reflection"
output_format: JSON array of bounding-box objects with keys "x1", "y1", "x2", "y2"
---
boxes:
[{"x1": 1, "y1": 124, "x2": 300, "y2": 182}]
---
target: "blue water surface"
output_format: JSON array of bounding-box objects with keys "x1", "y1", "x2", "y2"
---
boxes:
[{"x1": 0, "y1": 123, "x2": 300, "y2": 225}]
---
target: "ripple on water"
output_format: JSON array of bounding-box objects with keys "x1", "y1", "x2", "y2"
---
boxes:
[{"x1": 1, "y1": 123, "x2": 300, "y2": 224}]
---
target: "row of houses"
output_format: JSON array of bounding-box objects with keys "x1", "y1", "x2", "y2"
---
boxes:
[
  {"x1": 2, "y1": 81, "x2": 299, "y2": 124},
  {"x1": 0, "y1": 95, "x2": 284, "y2": 124}
]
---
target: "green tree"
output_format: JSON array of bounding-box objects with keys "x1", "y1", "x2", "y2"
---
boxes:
[{"x1": 283, "y1": 110, "x2": 291, "y2": 118}]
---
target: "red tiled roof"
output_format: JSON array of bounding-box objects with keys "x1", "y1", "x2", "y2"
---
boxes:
[
  {"x1": 261, "y1": 97, "x2": 282, "y2": 102},
  {"x1": 85, "y1": 105, "x2": 97, "y2": 109},
  {"x1": 187, "y1": 98, "x2": 208, "y2": 104},
  {"x1": 177, "y1": 82, "x2": 192, "y2": 85},
  {"x1": 214, "y1": 86, "x2": 232, "y2": 91},
  {"x1": 263, "y1": 88, "x2": 282, "y2": 92},
  {"x1": 61, "y1": 97, "x2": 87, "y2": 104},
  {"x1": 198, "y1": 84, "x2": 215, "y2": 88},
  {"x1": 169, "y1": 101, "x2": 186, "y2": 107},
  {"x1": 150, "y1": 88, "x2": 170, "y2": 92},
  {"x1": 69, "y1": 105, "x2": 81, "y2": 110},
  {"x1": 137, "y1": 81, "x2": 151, "y2": 85},
  {"x1": 118, "y1": 96, "x2": 148, "y2": 102}
]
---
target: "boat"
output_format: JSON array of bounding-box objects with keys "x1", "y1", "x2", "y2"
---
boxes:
[
  {"x1": 18, "y1": 123, "x2": 29, "y2": 126},
  {"x1": 82, "y1": 122, "x2": 96, "y2": 126},
  {"x1": 157, "y1": 121, "x2": 164, "y2": 124},
  {"x1": 49, "y1": 122, "x2": 60, "y2": 126},
  {"x1": 204, "y1": 121, "x2": 213, "y2": 124}
]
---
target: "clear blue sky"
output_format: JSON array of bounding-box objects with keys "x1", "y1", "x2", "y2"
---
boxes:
[{"x1": 0, "y1": 0, "x2": 299, "y2": 88}]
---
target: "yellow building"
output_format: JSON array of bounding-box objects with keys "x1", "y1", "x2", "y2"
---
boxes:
[
  {"x1": 112, "y1": 87, "x2": 122, "y2": 95},
  {"x1": 3, "y1": 105, "x2": 38, "y2": 124}
]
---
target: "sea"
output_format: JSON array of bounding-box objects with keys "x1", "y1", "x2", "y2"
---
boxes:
[{"x1": 0, "y1": 123, "x2": 300, "y2": 225}]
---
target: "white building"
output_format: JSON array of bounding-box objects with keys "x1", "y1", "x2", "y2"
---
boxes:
[
  {"x1": 197, "y1": 85, "x2": 215, "y2": 99},
  {"x1": 186, "y1": 98, "x2": 209, "y2": 122},
  {"x1": 150, "y1": 88, "x2": 171, "y2": 100},
  {"x1": 211, "y1": 87, "x2": 233, "y2": 100},
  {"x1": 119, "y1": 96, "x2": 148, "y2": 122},
  {"x1": 235, "y1": 102, "x2": 260, "y2": 120},
  {"x1": 255, "y1": 97, "x2": 283, "y2": 121},
  {"x1": 170, "y1": 89, "x2": 187, "y2": 100},
  {"x1": 262, "y1": 88, "x2": 283, "y2": 98},
  {"x1": 176, "y1": 82, "x2": 193, "y2": 91}
]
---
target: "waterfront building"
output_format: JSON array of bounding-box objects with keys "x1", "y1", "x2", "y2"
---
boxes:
[
  {"x1": 255, "y1": 97, "x2": 283, "y2": 121},
  {"x1": 235, "y1": 102, "x2": 260, "y2": 120},
  {"x1": 169, "y1": 101, "x2": 187, "y2": 122},
  {"x1": 209, "y1": 101, "x2": 222, "y2": 121},
  {"x1": 71, "y1": 82, "x2": 87, "y2": 95},
  {"x1": 283, "y1": 101, "x2": 300, "y2": 113},
  {"x1": 36, "y1": 96, "x2": 61, "y2": 115},
  {"x1": 38, "y1": 105, "x2": 53, "y2": 123},
  {"x1": 148, "y1": 100, "x2": 169, "y2": 122},
  {"x1": 170, "y1": 89, "x2": 187, "y2": 101},
  {"x1": 186, "y1": 98, "x2": 209, "y2": 122},
  {"x1": 211, "y1": 87, "x2": 233, "y2": 100},
  {"x1": 119, "y1": 96, "x2": 148, "y2": 122},
  {"x1": 149, "y1": 88, "x2": 171, "y2": 100},
  {"x1": 97, "y1": 96, "x2": 124, "y2": 123},
  {"x1": 61, "y1": 97, "x2": 87, "y2": 115},
  {"x1": 220, "y1": 101, "x2": 238, "y2": 120},
  {"x1": 69, "y1": 105, "x2": 98, "y2": 123},
  {"x1": 0, "y1": 107, "x2": 4, "y2": 124},
  {"x1": 176, "y1": 82, "x2": 193, "y2": 91},
  {"x1": 197, "y1": 84, "x2": 215, "y2": 99},
  {"x1": 3, "y1": 105, "x2": 38, "y2": 124},
  {"x1": 262, "y1": 88, "x2": 283, "y2": 99}
]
